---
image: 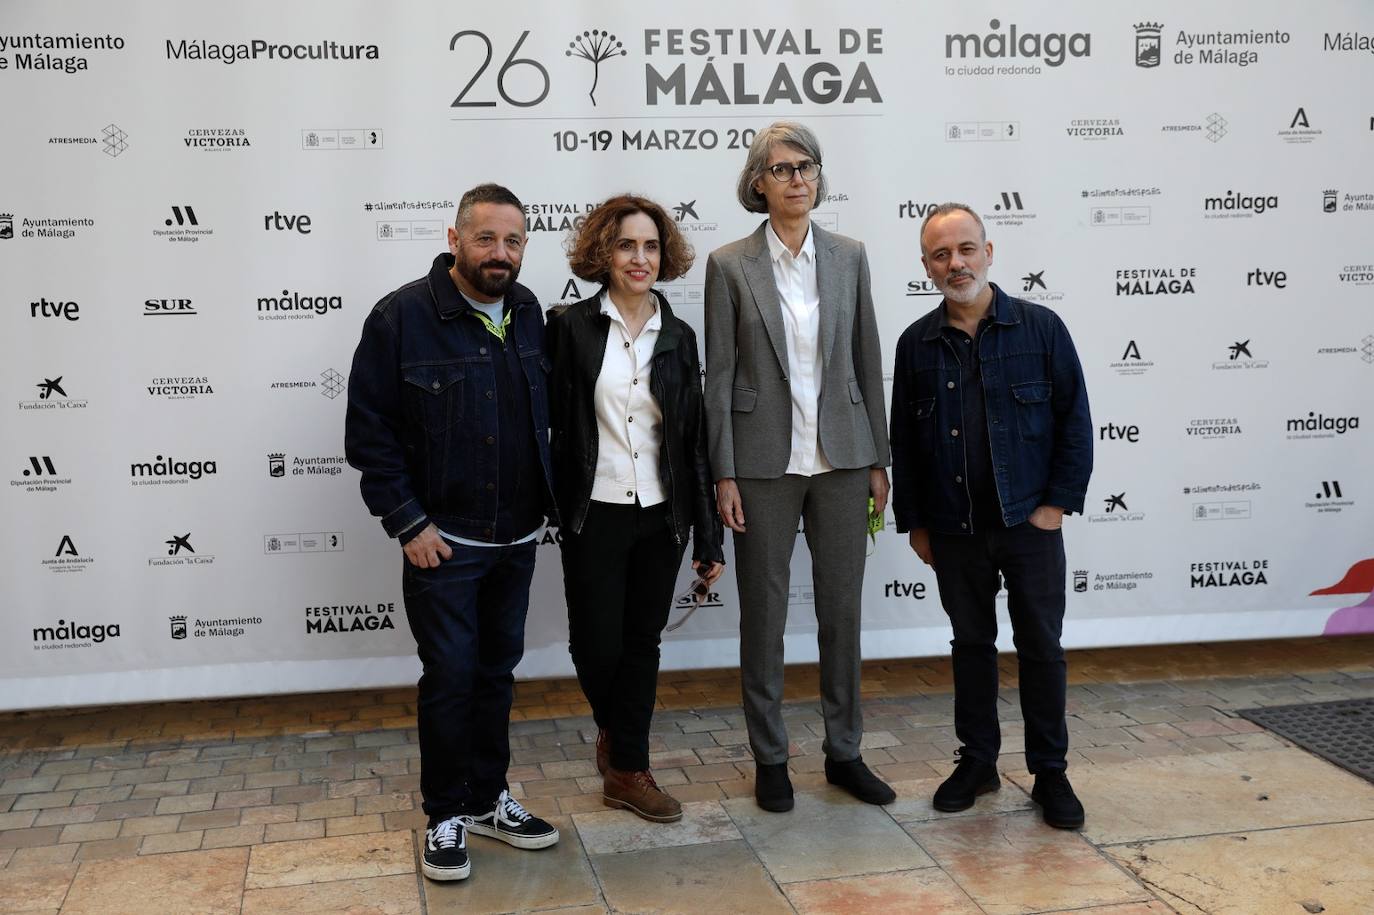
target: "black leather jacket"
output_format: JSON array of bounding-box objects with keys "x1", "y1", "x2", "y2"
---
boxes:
[{"x1": 546, "y1": 289, "x2": 724, "y2": 564}]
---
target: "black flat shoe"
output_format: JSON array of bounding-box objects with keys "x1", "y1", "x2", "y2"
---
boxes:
[
  {"x1": 932, "y1": 756, "x2": 1001, "y2": 812},
  {"x1": 825, "y1": 755, "x2": 896, "y2": 806},
  {"x1": 754, "y1": 761, "x2": 794, "y2": 812}
]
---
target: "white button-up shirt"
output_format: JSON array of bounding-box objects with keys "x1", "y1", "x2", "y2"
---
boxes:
[
  {"x1": 591, "y1": 292, "x2": 666, "y2": 506},
  {"x1": 766, "y1": 222, "x2": 832, "y2": 477}
]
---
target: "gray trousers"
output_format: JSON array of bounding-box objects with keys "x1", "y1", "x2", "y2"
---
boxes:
[{"x1": 734, "y1": 469, "x2": 869, "y2": 765}]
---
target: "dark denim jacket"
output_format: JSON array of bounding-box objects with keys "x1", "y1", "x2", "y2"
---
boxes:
[
  {"x1": 890, "y1": 284, "x2": 1092, "y2": 535},
  {"x1": 345, "y1": 254, "x2": 557, "y2": 542}
]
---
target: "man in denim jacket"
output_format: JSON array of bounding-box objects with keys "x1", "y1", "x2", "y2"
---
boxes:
[
  {"x1": 346, "y1": 184, "x2": 560, "y2": 882},
  {"x1": 890, "y1": 203, "x2": 1092, "y2": 829}
]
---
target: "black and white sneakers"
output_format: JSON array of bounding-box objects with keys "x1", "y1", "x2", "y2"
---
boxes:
[
  {"x1": 462, "y1": 789, "x2": 560, "y2": 850},
  {"x1": 422, "y1": 816, "x2": 470, "y2": 882}
]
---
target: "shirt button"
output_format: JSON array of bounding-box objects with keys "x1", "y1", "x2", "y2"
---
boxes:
[
  {"x1": 633, "y1": 378, "x2": 639, "y2": 385},
  {"x1": 624, "y1": 341, "x2": 630, "y2": 349},
  {"x1": 626, "y1": 490, "x2": 633, "y2": 498},
  {"x1": 633, "y1": 452, "x2": 639, "y2": 459},
  {"x1": 946, "y1": 381, "x2": 955, "y2": 389},
  {"x1": 627, "y1": 416, "x2": 634, "y2": 423},
  {"x1": 485, "y1": 435, "x2": 495, "y2": 445},
  {"x1": 955, "y1": 475, "x2": 963, "y2": 483},
  {"x1": 951, "y1": 428, "x2": 960, "y2": 437}
]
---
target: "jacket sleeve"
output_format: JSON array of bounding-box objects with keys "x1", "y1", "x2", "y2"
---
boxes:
[
  {"x1": 683, "y1": 328, "x2": 725, "y2": 565},
  {"x1": 853, "y1": 243, "x2": 891, "y2": 467},
  {"x1": 1044, "y1": 313, "x2": 1093, "y2": 514},
  {"x1": 703, "y1": 251, "x2": 738, "y2": 480},
  {"x1": 344, "y1": 305, "x2": 428, "y2": 542},
  {"x1": 889, "y1": 330, "x2": 922, "y2": 533}
]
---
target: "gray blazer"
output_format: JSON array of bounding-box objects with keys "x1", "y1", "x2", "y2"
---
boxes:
[{"x1": 704, "y1": 221, "x2": 890, "y2": 480}]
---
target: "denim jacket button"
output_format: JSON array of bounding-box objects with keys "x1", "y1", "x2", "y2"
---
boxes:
[
  {"x1": 946, "y1": 381, "x2": 955, "y2": 389},
  {"x1": 485, "y1": 435, "x2": 495, "y2": 445},
  {"x1": 955, "y1": 475, "x2": 963, "y2": 483},
  {"x1": 480, "y1": 347, "x2": 488, "y2": 355},
  {"x1": 951, "y1": 428, "x2": 960, "y2": 437},
  {"x1": 961, "y1": 522, "x2": 969, "y2": 529},
  {"x1": 485, "y1": 482, "x2": 495, "y2": 491},
  {"x1": 431, "y1": 381, "x2": 440, "y2": 390}
]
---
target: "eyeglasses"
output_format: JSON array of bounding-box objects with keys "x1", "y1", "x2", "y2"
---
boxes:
[{"x1": 767, "y1": 161, "x2": 822, "y2": 183}]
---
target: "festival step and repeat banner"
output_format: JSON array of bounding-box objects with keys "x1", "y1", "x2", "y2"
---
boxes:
[{"x1": 3, "y1": 1, "x2": 1372, "y2": 710}]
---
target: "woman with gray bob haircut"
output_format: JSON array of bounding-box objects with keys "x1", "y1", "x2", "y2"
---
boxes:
[
  {"x1": 734, "y1": 121, "x2": 830, "y2": 213},
  {"x1": 703, "y1": 120, "x2": 893, "y2": 813}
]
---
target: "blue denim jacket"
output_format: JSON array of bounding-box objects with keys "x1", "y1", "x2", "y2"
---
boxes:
[
  {"x1": 890, "y1": 284, "x2": 1092, "y2": 535},
  {"x1": 345, "y1": 254, "x2": 557, "y2": 542}
]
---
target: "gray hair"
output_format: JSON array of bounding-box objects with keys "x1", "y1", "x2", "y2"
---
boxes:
[
  {"x1": 455, "y1": 183, "x2": 525, "y2": 231},
  {"x1": 918, "y1": 203, "x2": 986, "y2": 250},
  {"x1": 735, "y1": 121, "x2": 829, "y2": 214}
]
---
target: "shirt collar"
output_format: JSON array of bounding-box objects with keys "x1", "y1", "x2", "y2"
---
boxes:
[
  {"x1": 765, "y1": 220, "x2": 815, "y2": 266},
  {"x1": 599, "y1": 290, "x2": 661, "y2": 334}
]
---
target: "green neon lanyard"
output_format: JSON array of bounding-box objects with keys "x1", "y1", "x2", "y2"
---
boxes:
[{"x1": 469, "y1": 305, "x2": 513, "y2": 343}]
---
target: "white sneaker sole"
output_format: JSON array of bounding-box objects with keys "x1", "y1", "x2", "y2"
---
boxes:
[
  {"x1": 422, "y1": 859, "x2": 471, "y2": 881},
  {"x1": 465, "y1": 822, "x2": 559, "y2": 849}
]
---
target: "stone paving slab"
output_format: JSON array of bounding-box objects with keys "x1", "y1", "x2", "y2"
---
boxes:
[{"x1": 1, "y1": 637, "x2": 1373, "y2": 912}]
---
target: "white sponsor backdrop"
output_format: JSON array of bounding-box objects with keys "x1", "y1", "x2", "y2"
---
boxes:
[{"x1": 3, "y1": 1, "x2": 1372, "y2": 711}]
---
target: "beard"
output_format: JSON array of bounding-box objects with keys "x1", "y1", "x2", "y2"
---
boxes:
[
  {"x1": 939, "y1": 268, "x2": 987, "y2": 304},
  {"x1": 455, "y1": 245, "x2": 520, "y2": 298}
]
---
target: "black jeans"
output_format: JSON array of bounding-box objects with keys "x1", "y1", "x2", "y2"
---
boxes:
[
  {"x1": 560, "y1": 501, "x2": 685, "y2": 771},
  {"x1": 929, "y1": 522, "x2": 1069, "y2": 774},
  {"x1": 401, "y1": 540, "x2": 536, "y2": 823}
]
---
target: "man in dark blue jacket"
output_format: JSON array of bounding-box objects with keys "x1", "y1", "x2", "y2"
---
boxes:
[
  {"x1": 346, "y1": 184, "x2": 560, "y2": 882},
  {"x1": 890, "y1": 203, "x2": 1092, "y2": 829}
]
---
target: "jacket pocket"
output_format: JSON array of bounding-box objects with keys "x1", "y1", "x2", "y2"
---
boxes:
[
  {"x1": 912, "y1": 396, "x2": 936, "y2": 448},
  {"x1": 848, "y1": 378, "x2": 864, "y2": 404},
  {"x1": 403, "y1": 364, "x2": 466, "y2": 435},
  {"x1": 1011, "y1": 380, "x2": 1052, "y2": 443},
  {"x1": 732, "y1": 386, "x2": 757, "y2": 413}
]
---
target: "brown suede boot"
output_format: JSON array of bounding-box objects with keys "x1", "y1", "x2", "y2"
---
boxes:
[
  {"x1": 603, "y1": 768, "x2": 682, "y2": 823},
  {"x1": 595, "y1": 729, "x2": 609, "y2": 776}
]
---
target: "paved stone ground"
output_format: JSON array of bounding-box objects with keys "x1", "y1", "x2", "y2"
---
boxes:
[{"x1": 2, "y1": 636, "x2": 1373, "y2": 913}]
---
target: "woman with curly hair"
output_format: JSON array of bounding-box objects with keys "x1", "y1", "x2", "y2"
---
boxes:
[{"x1": 546, "y1": 194, "x2": 724, "y2": 823}]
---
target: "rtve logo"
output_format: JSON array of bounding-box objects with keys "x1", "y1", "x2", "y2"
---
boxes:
[
  {"x1": 264, "y1": 210, "x2": 312, "y2": 234},
  {"x1": 30, "y1": 298, "x2": 80, "y2": 321}
]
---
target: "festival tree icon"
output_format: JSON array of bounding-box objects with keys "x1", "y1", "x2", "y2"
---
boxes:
[
  {"x1": 1312, "y1": 557, "x2": 1374, "y2": 635},
  {"x1": 567, "y1": 30, "x2": 626, "y2": 106}
]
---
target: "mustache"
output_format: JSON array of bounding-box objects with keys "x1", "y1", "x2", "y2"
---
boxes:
[
  {"x1": 947, "y1": 269, "x2": 976, "y2": 281},
  {"x1": 480, "y1": 260, "x2": 512, "y2": 271}
]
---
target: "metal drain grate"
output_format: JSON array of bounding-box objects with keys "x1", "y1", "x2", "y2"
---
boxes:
[{"x1": 1238, "y1": 698, "x2": 1374, "y2": 784}]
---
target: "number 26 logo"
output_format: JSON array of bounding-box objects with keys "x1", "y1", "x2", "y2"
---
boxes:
[{"x1": 450, "y1": 30, "x2": 550, "y2": 108}]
